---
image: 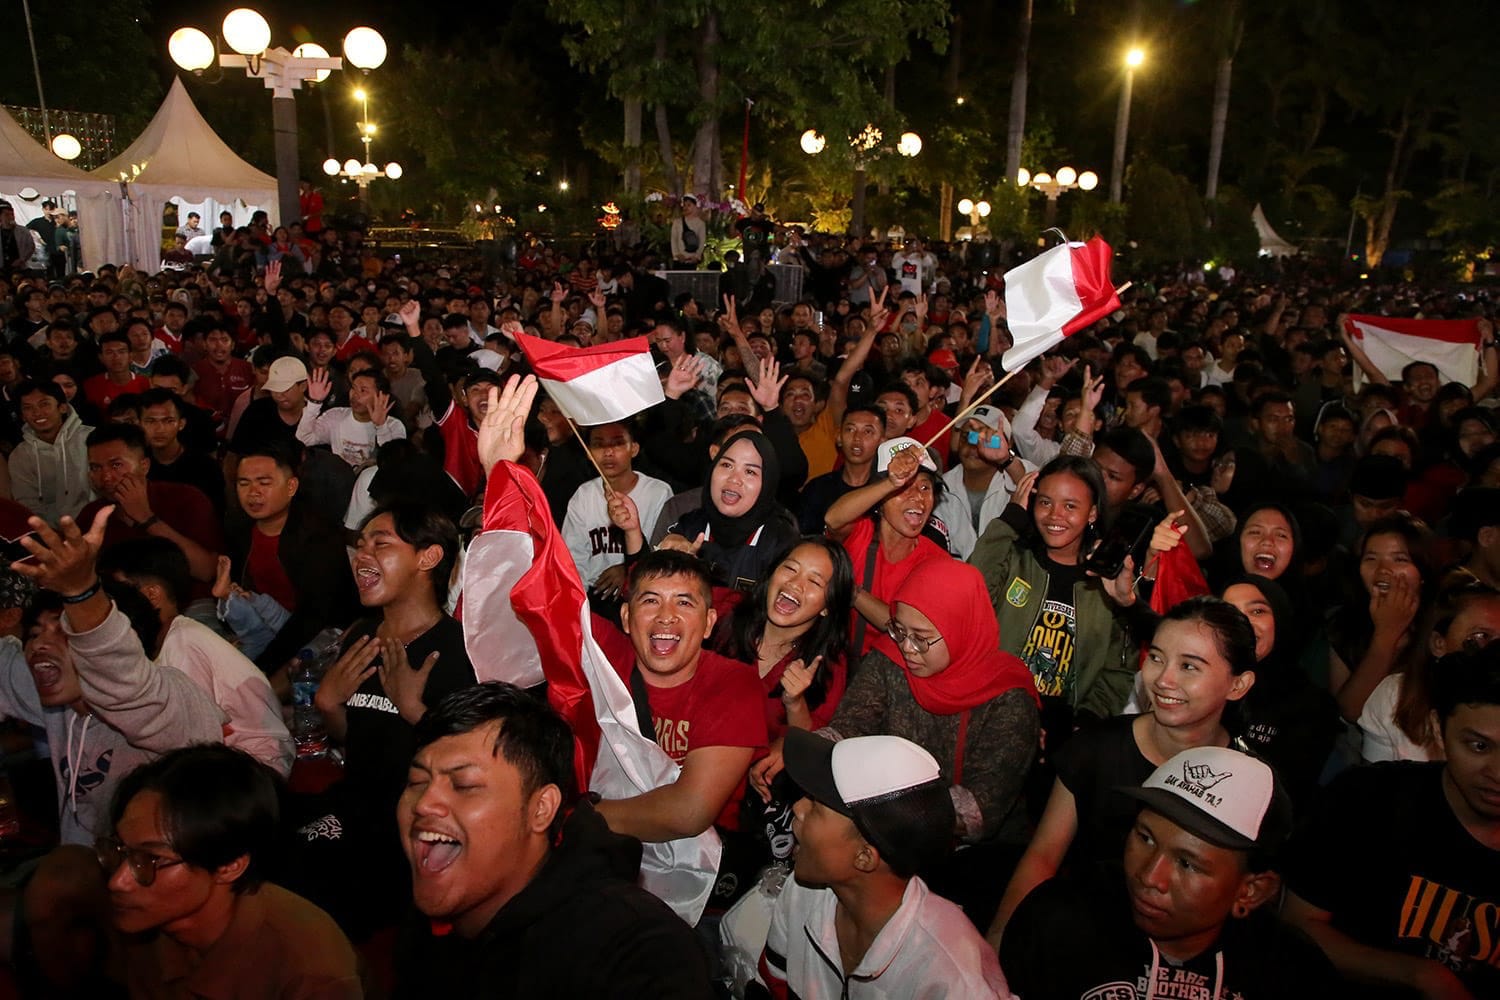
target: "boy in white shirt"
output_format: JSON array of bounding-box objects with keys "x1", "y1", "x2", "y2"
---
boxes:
[
  {"x1": 562, "y1": 421, "x2": 672, "y2": 598},
  {"x1": 297, "y1": 366, "x2": 406, "y2": 470},
  {"x1": 759, "y1": 730, "x2": 1014, "y2": 999}
]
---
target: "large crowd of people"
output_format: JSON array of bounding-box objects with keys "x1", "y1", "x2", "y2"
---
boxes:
[{"x1": 0, "y1": 204, "x2": 1495, "y2": 999}]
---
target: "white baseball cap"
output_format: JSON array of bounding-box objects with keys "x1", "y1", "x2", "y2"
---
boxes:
[
  {"x1": 263, "y1": 357, "x2": 309, "y2": 393},
  {"x1": 967, "y1": 405, "x2": 1006, "y2": 432},
  {"x1": 1121, "y1": 747, "x2": 1292, "y2": 852},
  {"x1": 875, "y1": 436, "x2": 938, "y2": 475}
]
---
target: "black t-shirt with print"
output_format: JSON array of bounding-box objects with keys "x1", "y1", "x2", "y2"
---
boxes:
[
  {"x1": 1283, "y1": 761, "x2": 1500, "y2": 999},
  {"x1": 1022, "y1": 555, "x2": 1085, "y2": 703}
]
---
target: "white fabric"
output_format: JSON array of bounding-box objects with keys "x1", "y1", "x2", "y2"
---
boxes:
[
  {"x1": 1139, "y1": 747, "x2": 1277, "y2": 843},
  {"x1": 562, "y1": 474, "x2": 674, "y2": 587},
  {"x1": 158, "y1": 617, "x2": 295, "y2": 777},
  {"x1": 939, "y1": 458, "x2": 1036, "y2": 561},
  {"x1": 1252, "y1": 203, "x2": 1299, "y2": 257},
  {"x1": 93, "y1": 78, "x2": 278, "y2": 271},
  {"x1": 1010, "y1": 385, "x2": 1062, "y2": 465},
  {"x1": 295, "y1": 405, "x2": 406, "y2": 470},
  {"x1": 461, "y1": 524, "x2": 722, "y2": 925},
  {"x1": 1348, "y1": 317, "x2": 1481, "y2": 390},
  {"x1": 830, "y1": 735, "x2": 942, "y2": 804},
  {"x1": 0, "y1": 106, "x2": 118, "y2": 270},
  {"x1": 762, "y1": 874, "x2": 1013, "y2": 999},
  {"x1": 1002, "y1": 242, "x2": 1085, "y2": 373},
  {"x1": 538, "y1": 350, "x2": 665, "y2": 426},
  {"x1": 1357, "y1": 673, "x2": 1436, "y2": 763}
]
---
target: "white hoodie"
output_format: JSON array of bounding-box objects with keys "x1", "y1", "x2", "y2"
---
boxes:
[{"x1": 12, "y1": 409, "x2": 93, "y2": 525}]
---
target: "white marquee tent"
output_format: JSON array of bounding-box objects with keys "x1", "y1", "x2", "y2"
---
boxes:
[
  {"x1": 93, "y1": 77, "x2": 276, "y2": 272},
  {"x1": 0, "y1": 105, "x2": 118, "y2": 272},
  {"x1": 1252, "y1": 204, "x2": 1299, "y2": 258}
]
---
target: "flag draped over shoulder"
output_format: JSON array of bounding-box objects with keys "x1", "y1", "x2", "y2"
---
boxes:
[
  {"x1": 1342, "y1": 314, "x2": 1483, "y2": 389},
  {"x1": 1002, "y1": 236, "x2": 1121, "y2": 373},
  {"x1": 461, "y1": 461, "x2": 721, "y2": 924},
  {"x1": 514, "y1": 332, "x2": 665, "y2": 426}
]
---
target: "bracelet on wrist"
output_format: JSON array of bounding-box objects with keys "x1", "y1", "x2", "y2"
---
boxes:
[
  {"x1": 136, "y1": 515, "x2": 160, "y2": 531},
  {"x1": 60, "y1": 580, "x2": 102, "y2": 604}
]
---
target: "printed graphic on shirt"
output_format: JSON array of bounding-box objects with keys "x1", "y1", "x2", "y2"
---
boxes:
[
  {"x1": 1023, "y1": 598, "x2": 1076, "y2": 697},
  {"x1": 1006, "y1": 576, "x2": 1032, "y2": 607},
  {"x1": 59, "y1": 747, "x2": 115, "y2": 803},
  {"x1": 589, "y1": 525, "x2": 625, "y2": 558},
  {"x1": 654, "y1": 715, "x2": 690, "y2": 758},
  {"x1": 1398, "y1": 875, "x2": 1500, "y2": 973},
  {"x1": 1083, "y1": 967, "x2": 1248, "y2": 1000}
]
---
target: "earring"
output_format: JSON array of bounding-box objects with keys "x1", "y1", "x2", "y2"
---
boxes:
[{"x1": 1232, "y1": 902, "x2": 1250, "y2": 919}]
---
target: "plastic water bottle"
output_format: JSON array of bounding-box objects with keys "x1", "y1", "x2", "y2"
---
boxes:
[{"x1": 290, "y1": 651, "x2": 329, "y2": 758}]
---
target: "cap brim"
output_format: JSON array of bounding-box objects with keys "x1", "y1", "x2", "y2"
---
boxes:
[
  {"x1": 263, "y1": 378, "x2": 303, "y2": 393},
  {"x1": 782, "y1": 729, "x2": 851, "y2": 817},
  {"x1": 1119, "y1": 787, "x2": 1257, "y2": 852}
]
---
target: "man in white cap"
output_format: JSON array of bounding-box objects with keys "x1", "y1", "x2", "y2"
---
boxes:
[
  {"x1": 939, "y1": 405, "x2": 1036, "y2": 560},
  {"x1": 759, "y1": 729, "x2": 1012, "y2": 999},
  {"x1": 1001, "y1": 746, "x2": 1343, "y2": 999}
]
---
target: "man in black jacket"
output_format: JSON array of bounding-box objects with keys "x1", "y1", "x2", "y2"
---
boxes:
[{"x1": 394, "y1": 683, "x2": 712, "y2": 998}]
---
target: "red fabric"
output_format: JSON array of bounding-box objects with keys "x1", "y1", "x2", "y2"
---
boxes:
[
  {"x1": 191, "y1": 358, "x2": 254, "y2": 428},
  {"x1": 246, "y1": 527, "x2": 298, "y2": 612},
  {"x1": 300, "y1": 190, "x2": 325, "y2": 234},
  {"x1": 911, "y1": 409, "x2": 952, "y2": 463},
  {"x1": 83, "y1": 373, "x2": 150, "y2": 412},
  {"x1": 79, "y1": 482, "x2": 225, "y2": 602},
  {"x1": 1148, "y1": 543, "x2": 1211, "y2": 616},
  {"x1": 1344, "y1": 313, "x2": 1482, "y2": 346},
  {"x1": 759, "y1": 650, "x2": 847, "y2": 742},
  {"x1": 889, "y1": 558, "x2": 1039, "y2": 716},
  {"x1": 841, "y1": 517, "x2": 950, "y2": 660},
  {"x1": 334, "y1": 333, "x2": 377, "y2": 362},
  {"x1": 0, "y1": 498, "x2": 34, "y2": 541},
  {"x1": 1062, "y1": 236, "x2": 1123, "y2": 337},
  {"x1": 435, "y1": 403, "x2": 484, "y2": 498},
  {"x1": 515, "y1": 331, "x2": 654, "y2": 381}
]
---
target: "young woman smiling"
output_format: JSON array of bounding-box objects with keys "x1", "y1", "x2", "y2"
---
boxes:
[
  {"x1": 988, "y1": 597, "x2": 1258, "y2": 946},
  {"x1": 968, "y1": 455, "x2": 1135, "y2": 729}
]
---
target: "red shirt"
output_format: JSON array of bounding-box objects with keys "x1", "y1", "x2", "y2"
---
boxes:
[
  {"x1": 83, "y1": 373, "x2": 151, "y2": 412},
  {"x1": 246, "y1": 527, "x2": 298, "y2": 612},
  {"x1": 79, "y1": 482, "x2": 224, "y2": 601},
  {"x1": 593, "y1": 616, "x2": 767, "y2": 829},
  {"x1": 759, "y1": 651, "x2": 847, "y2": 743},
  {"x1": 334, "y1": 333, "x2": 377, "y2": 362},
  {"x1": 911, "y1": 408, "x2": 953, "y2": 464},
  {"x1": 436, "y1": 403, "x2": 484, "y2": 498},
  {"x1": 842, "y1": 517, "x2": 952, "y2": 659},
  {"x1": 191, "y1": 358, "x2": 255, "y2": 428}
]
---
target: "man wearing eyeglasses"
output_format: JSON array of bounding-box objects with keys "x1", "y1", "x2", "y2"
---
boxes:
[{"x1": 101, "y1": 745, "x2": 360, "y2": 997}]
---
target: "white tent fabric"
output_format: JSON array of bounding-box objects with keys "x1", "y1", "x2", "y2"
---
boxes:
[
  {"x1": 1252, "y1": 204, "x2": 1299, "y2": 257},
  {"x1": 94, "y1": 77, "x2": 277, "y2": 272},
  {"x1": 0, "y1": 104, "x2": 119, "y2": 271}
]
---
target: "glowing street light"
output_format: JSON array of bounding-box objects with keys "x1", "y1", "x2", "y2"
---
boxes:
[
  {"x1": 799, "y1": 129, "x2": 826, "y2": 155},
  {"x1": 51, "y1": 133, "x2": 82, "y2": 161},
  {"x1": 800, "y1": 123, "x2": 921, "y2": 236},
  {"x1": 1111, "y1": 45, "x2": 1146, "y2": 203},
  {"x1": 1019, "y1": 165, "x2": 1098, "y2": 226}
]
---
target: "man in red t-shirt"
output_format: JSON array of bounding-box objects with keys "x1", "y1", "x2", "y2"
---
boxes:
[
  {"x1": 190, "y1": 323, "x2": 254, "y2": 434},
  {"x1": 398, "y1": 301, "x2": 493, "y2": 499},
  {"x1": 329, "y1": 304, "x2": 376, "y2": 362},
  {"x1": 593, "y1": 550, "x2": 766, "y2": 842},
  {"x1": 83, "y1": 331, "x2": 151, "y2": 412}
]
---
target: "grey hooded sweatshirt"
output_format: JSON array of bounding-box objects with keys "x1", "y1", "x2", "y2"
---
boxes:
[{"x1": 12, "y1": 409, "x2": 93, "y2": 524}]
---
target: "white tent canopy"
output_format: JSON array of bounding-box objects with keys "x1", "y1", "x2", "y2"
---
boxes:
[
  {"x1": 0, "y1": 105, "x2": 118, "y2": 272},
  {"x1": 94, "y1": 77, "x2": 277, "y2": 272},
  {"x1": 1252, "y1": 204, "x2": 1299, "y2": 258}
]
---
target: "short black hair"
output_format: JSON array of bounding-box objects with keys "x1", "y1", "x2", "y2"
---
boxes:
[
  {"x1": 108, "y1": 745, "x2": 281, "y2": 895},
  {"x1": 1126, "y1": 375, "x2": 1172, "y2": 414},
  {"x1": 99, "y1": 536, "x2": 193, "y2": 611},
  {"x1": 628, "y1": 549, "x2": 714, "y2": 605},
  {"x1": 1094, "y1": 427, "x2": 1155, "y2": 485},
  {"x1": 15, "y1": 379, "x2": 65, "y2": 407},
  {"x1": 876, "y1": 381, "x2": 919, "y2": 412},
  {"x1": 348, "y1": 368, "x2": 393, "y2": 395},
  {"x1": 1432, "y1": 641, "x2": 1500, "y2": 727},
  {"x1": 137, "y1": 387, "x2": 186, "y2": 419},
  {"x1": 236, "y1": 437, "x2": 302, "y2": 474},
  {"x1": 413, "y1": 683, "x2": 577, "y2": 837},
  {"x1": 149, "y1": 355, "x2": 191, "y2": 383},
  {"x1": 1172, "y1": 404, "x2": 1223, "y2": 437},
  {"x1": 361, "y1": 504, "x2": 459, "y2": 603},
  {"x1": 86, "y1": 422, "x2": 148, "y2": 456}
]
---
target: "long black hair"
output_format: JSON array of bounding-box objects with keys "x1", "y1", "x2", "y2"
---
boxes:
[
  {"x1": 724, "y1": 537, "x2": 854, "y2": 710},
  {"x1": 1030, "y1": 454, "x2": 1110, "y2": 549}
]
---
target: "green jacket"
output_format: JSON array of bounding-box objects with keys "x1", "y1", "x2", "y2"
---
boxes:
[{"x1": 968, "y1": 504, "x2": 1135, "y2": 719}]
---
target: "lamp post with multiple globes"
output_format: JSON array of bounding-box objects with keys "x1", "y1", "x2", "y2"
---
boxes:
[
  {"x1": 955, "y1": 197, "x2": 991, "y2": 240},
  {"x1": 168, "y1": 9, "x2": 387, "y2": 224},
  {"x1": 1017, "y1": 166, "x2": 1099, "y2": 227},
  {"x1": 321, "y1": 88, "x2": 402, "y2": 211},
  {"x1": 800, "y1": 126, "x2": 921, "y2": 237}
]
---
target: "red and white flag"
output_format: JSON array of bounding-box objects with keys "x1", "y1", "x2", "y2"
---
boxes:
[
  {"x1": 515, "y1": 332, "x2": 665, "y2": 426},
  {"x1": 1342, "y1": 314, "x2": 1483, "y2": 389},
  {"x1": 1002, "y1": 236, "x2": 1120, "y2": 372},
  {"x1": 461, "y1": 461, "x2": 720, "y2": 924}
]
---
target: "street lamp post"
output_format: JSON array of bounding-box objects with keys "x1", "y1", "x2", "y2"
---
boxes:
[
  {"x1": 169, "y1": 10, "x2": 387, "y2": 225},
  {"x1": 1110, "y1": 46, "x2": 1145, "y2": 205},
  {"x1": 321, "y1": 84, "x2": 401, "y2": 213},
  {"x1": 1018, "y1": 166, "x2": 1099, "y2": 227},
  {"x1": 800, "y1": 126, "x2": 920, "y2": 237},
  {"x1": 955, "y1": 197, "x2": 991, "y2": 240}
]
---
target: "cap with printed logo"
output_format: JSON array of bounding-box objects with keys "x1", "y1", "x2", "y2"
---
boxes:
[
  {"x1": 875, "y1": 436, "x2": 939, "y2": 475},
  {"x1": 1120, "y1": 747, "x2": 1293, "y2": 852}
]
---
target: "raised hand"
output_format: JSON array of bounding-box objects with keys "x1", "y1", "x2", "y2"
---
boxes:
[
  {"x1": 307, "y1": 367, "x2": 332, "y2": 404},
  {"x1": 550, "y1": 281, "x2": 566, "y2": 305},
  {"x1": 885, "y1": 444, "x2": 923, "y2": 490},
  {"x1": 1148, "y1": 511, "x2": 1189, "y2": 558},
  {"x1": 588, "y1": 285, "x2": 606, "y2": 313},
  {"x1": 721, "y1": 293, "x2": 739, "y2": 330},
  {"x1": 960, "y1": 357, "x2": 994, "y2": 408},
  {"x1": 369, "y1": 390, "x2": 393, "y2": 427},
  {"x1": 913, "y1": 293, "x2": 929, "y2": 324},
  {"x1": 1011, "y1": 468, "x2": 1040, "y2": 509},
  {"x1": 658, "y1": 531, "x2": 706, "y2": 555},
  {"x1": 1039, "y1": 355, "x2": 1075, "y2": 388},
  {"x1": 867, "y1": 285, "x2": 891, "y2": 332},
  {"x1": 398, "y1": 297, "x2": 422, "y2": 330},
  {"x1": 780, "y1": 656, "x2": 821, "y2": 703},
  {"x1": 984, "y1": 289, "x2": 1006, "y2": 320},
  {"x1": 263, "y1": 259, "x2": 282, "y2": 295},
  {"x1": 974, "y1": 426, "x2": 1012, "y2": 466},
  {"x1": 1081, "y1": 365, "x2": 1106, "y2": 412},
  {"x1": 607, "y1": 491, "x2": 641, "y2": 535},
  {"x1": 477, "y1": 374, "x2": 540, "y2": 473},
  {"x1": 1211, "y1": 452, "x2": 1236, "y2": 494},
  {"x1": 664, "y1": 354, "x2": 706, "y2": 399},
  {"x1": 11, "y1": 507, "x2": 114, "y2": 596},
  {"x1": 749, "y1": 356, "x2": 787, "y2": 412}
]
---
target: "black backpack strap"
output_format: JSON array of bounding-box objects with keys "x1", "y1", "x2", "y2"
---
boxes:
[
  {"x1": 849, "y1": 527, "x2": 881, "y2": 660},
  {"x1": 628, "y1": 666, "x2": 656, "y2": 741}
]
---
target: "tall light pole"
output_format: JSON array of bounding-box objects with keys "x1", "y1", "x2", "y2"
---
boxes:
[
  {"x1": 1110, "y1": 46, "x2": 1145, "y2": 205},
  {"x1": 1018, "y1": 166, "x2": 1099, "y2": 227},
  {"x1": 169, "y1": 11, "x2": 387, "y2": 225},
  {"x1": 322, "y1": 87, "x2": 401, "y2": 213}
]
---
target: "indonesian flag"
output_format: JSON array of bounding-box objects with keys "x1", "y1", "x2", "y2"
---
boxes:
[
  {"x1": 515, "y1": 332, "x2": 665, "y2": 426},
  {"x1": 1001, "y1": 237, "x2": 1120, "y2": 372},
  {"x1": 1342, "y1": 314, "x2": 1483, "y2": 389},
  {"x1": 461, "y1": 461, "x2": 721, "y2": 924}
]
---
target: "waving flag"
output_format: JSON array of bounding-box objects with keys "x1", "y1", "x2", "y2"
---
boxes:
[
  {"x1": 1342, "y1": 314, "x2": 1483, "y2": 389},
  {"x1": 462, "y1": 460, "x2": 720, "y2": 924},
  {"x1": 515, "y1": 332, "x2": 664, "y2": 426},
  {"x1": 1002, "y1": 237, "x2": 1121, "y2": 372}
]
